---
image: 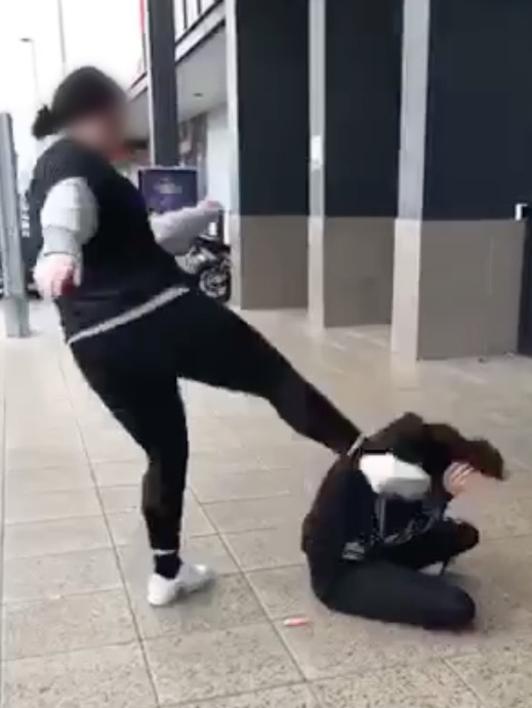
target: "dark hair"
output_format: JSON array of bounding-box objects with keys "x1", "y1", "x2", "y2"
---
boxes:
[
  {"x1": 363, "y1": 412, "x2": 505, "y2": 481},
  {"x1": 32, "y1": 66, "x2": 125, "y2": 139},
  {"x1": 428, "y1": 425, "x2": 505, "y2": 481}
]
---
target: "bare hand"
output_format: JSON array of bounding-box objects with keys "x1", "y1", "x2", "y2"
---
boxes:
[
  {"x1": 34, "y1": 254, "x2": 81, "y2": 299},
  {"x1": 198, "y1": 198, "x2": 223, "y2": 213},
  {"x1": 443, "y1": 462, "x2": 479, "y2": 496}
]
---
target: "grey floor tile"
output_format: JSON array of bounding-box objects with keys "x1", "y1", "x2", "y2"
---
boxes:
[
  {"x1": 5, "y1": 488, "x2": 101, "y2": 524},
  {"x1": 144, "y1": 623, "x2": 300, "y2": 705},
  {"x1": 10, "y1": 304, "x2": 532, "y2": 708},
  {"x1": 278, "y1": 610, "x2": 427, "y2": 680},
  {"x1": 83, "y1": 428, "x2": 143, "y2": 463},
  {"x1": 450, "y1": 494, "x2": 532, "y2": 540},
  {"x1": 187, "y1": 449, "x2": 263, "y2": 476},
  {"x1": 102, "y1": 487, "x2": 214, "y2": 537},
  {"x1": 204, "y1": 494, "x2": 308, "y2": 534},
  {"x1": 452, "y1": 536, "x2": 532, "y2": 607},
  {"x1": 3, "y1": 589, "x2": 136, "y2": 660},
  {"x1": 6, "y1": 443, "x2": 87, "y2": 472},
  {"x1": 107, "y1": 510, "x2": 146, "y2": 547},
  {"x1": 223, "y1": 527, "x2": 304, "y2": 571},
  {"x1": 313, "y1": 661, "x2": 481, "y2": 707},
  {"x1": 183, "y1": 496, "x2": 217, "y2": 537},
  {"x1": 277, "y1": 577, "x2": 532, "y2": 682},
  {"x1": 186, "y1": 428, "x2": 244, "y2": 454},
  {"x1": 275, "y1": 609, "x2": 461, "y2": 681},
  {"x1": 2, "y1": 643, "x2": 157, "y2": 708},
  {"x1": 191, "y1": 467, "x2": 303, "y2": 503},
  {"x1": 5, "y1": 464, "x2": 93, "y2": 496},
  {"x1": 247, "y1": 566, "x2": 320, "y2": 619},
  {"x1": 447, "y1": 641, "x2": 532, "y2": 707},
  {"x1": 5, "y1": 423, "x2": 81, "y2": 450},
  {"x1": 100, "y1": 484, "x2": 140, "y2": 513},
  {"x1": 130, "y1": 574, "x2": 265, "y2": 639},
  {"x1": 186, "y1": 412, "x2": 252, "y2": 441},
  {"x1": 74, "y1": 407, "x2": 117, "y2": 428},
  {"x1": 4, "y1": 516, "x2": 111, "y2": 559},
  {"x1": 507, "y1": 472, "x2": 532, "y2": 499},
  {"x1": 3, "y1": 548, "x2": 122, "y2": 603},
  {"x1": 255, "y1": 444, "x2": 334, "y2": 472},
  {"x1": 93, "y1": 459, "x2": 144, "y2": 487},
  {"x1": 5, "y1": 414, "x2": 75, "y2": 435},
  {"x1": 178, "y1": 684, "x2": 318, "y2": 708}
]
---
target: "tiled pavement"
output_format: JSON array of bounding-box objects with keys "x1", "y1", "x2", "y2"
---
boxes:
[{"x1": 2, "y1": 303, "x2": 532, "y2": 706}]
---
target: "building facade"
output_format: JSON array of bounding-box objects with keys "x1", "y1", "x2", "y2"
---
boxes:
[{"x1": 129, "y1": 0, "x2": 532, "y2": 360}]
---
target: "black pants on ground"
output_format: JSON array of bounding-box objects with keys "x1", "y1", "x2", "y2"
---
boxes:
[
  {"x1": 321, "y1": 520, "x2": 479, "y2": 630},
  {"x1": 72, "y1": 292, "x2": 359, "y2": 552}
]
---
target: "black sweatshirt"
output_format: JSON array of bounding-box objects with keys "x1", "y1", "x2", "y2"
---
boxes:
[
  {"x1": 29, "y1": 139, "x2": 185, "y2": 338},
  {"x1": 301, "y1": 418, "x2": 463, "y2": 600}
]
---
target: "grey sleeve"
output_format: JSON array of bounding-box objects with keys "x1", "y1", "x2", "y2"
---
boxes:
[
  {"x1": 150, "y1": 204, "x2": 221, "y2": 256},
  {"x1": 40, "y1": 177, "x2": 98, "y2": 258}
]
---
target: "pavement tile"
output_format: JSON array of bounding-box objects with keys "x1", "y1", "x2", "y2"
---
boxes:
[
  {"x1": 144, "y1": 623, "x2": 300, "y2": 705},
  {"x1": 2, "y1": 643, "x2": 156, "y2": 708},
  {"x1": 2, "y1": 589, "x2": 136, "y2": 660},
  {"x1": 3, "y1": 516, "x2": 111, "y2": 559},
  {"x1": 3, "y1": 548, "x2": 122, "y2": 603}
]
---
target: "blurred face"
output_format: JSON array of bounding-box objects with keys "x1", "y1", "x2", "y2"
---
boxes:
[{"x1": 69, "y1": 101, "x2": 127, "y2": 157}]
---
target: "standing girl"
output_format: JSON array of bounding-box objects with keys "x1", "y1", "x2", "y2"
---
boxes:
[{"x1": 29, "y1": 67, "x2": 361, "y2": 606}]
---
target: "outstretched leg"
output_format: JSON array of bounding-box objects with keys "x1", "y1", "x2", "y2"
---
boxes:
[
  {"x1": 171, "y1": 292, "x2": 361, "y2": 453},
  {"x1": 72, "y1": 292, "x2": 362, "y2": 605}
]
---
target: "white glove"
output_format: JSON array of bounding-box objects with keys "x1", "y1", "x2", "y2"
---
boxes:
[
  {"x1": 359, "y1": 453, "x2": 431, "y2": 500},
  {"x1": 34, "y1": 254, "x2": 81, "y2": 300}
]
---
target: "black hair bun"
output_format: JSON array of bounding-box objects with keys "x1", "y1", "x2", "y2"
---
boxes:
[{"x1": 32, "y1": 105, "x2": 57, "y2": 139}]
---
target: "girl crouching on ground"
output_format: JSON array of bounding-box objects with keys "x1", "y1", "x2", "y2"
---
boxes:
[{"x1": 302, "y1": 413, "x2": 504, "y2": 629}]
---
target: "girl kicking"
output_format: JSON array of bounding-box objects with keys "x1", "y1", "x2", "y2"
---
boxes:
[
  {"x1": 29, "y1": 67, "x2": 362, "y2": 607},
  {"x1": 302, "y1": 413, "x2": 504, "y2": 629}
]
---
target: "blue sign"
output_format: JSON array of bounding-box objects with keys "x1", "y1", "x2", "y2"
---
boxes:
[{"x1": 139, "y1": 167, "x2": 198, "y2": 215}]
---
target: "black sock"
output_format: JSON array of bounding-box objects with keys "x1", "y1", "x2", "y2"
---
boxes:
[{"x1": 154, "y1": 551, "x2": 182, "y2": 579}]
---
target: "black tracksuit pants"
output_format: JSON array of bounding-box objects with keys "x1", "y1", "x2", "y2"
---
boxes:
[
  {"x1": 72, "y1": 291, "x2": 359, "y2": 552},
  {"x1": 321, "y1": 520, "x2": 479, "y2": 629}
]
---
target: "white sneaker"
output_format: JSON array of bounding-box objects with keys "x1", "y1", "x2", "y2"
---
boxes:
[{"x1": 147, "y1": 562, "x2": 215, "y2": 607}]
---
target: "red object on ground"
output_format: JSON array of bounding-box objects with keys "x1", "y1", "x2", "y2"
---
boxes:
[{"x1": 282, "y1": 617, "x2": 311, "y2": 628}]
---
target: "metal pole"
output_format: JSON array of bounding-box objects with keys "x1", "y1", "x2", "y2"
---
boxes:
[
  {"x1": 30, "y1": 41, "x2": 40, "y2": 104},
  {"x1": 0, "y1": 114, "x2": 30, "y2": 337},
  {"x1": 20, "y1": 38, "x2": 41, "y2": 108},
  {"x1": 57, "y1": 0, "x2": 68, "y2": 77},
  {"x1": 145, "y1": 0, "x2": 180, "y2": 165}
]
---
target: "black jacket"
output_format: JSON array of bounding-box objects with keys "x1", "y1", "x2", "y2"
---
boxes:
[{"x1": 301, "y1": 414, "x2": 475, "y2": 601}]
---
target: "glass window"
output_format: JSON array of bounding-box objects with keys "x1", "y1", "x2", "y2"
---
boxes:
[
  {"x1": 174, "y1": 0, "x2": 186, "y2": 37},
  {"x1": 186, "y1": 0, "x2": 200, "y2": 26},
  {"x1": 200, "y1": 0, "x2": 217, "y2": 13}
]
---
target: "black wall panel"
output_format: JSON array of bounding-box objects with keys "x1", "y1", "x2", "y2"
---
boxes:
[
  {"x1": 325, "y1": 0, "x2": 403, "y2": 217},
  {"x1": 424, "y1": 0, "x2": 532, "y2": 219},
  {"x1": 236, "y1": 0, "x2": 309, "y2": 215}
]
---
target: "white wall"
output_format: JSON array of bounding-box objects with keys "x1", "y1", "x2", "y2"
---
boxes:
[{"x1": 206, "y1": 104, "x2": 230, "y2": 209}]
